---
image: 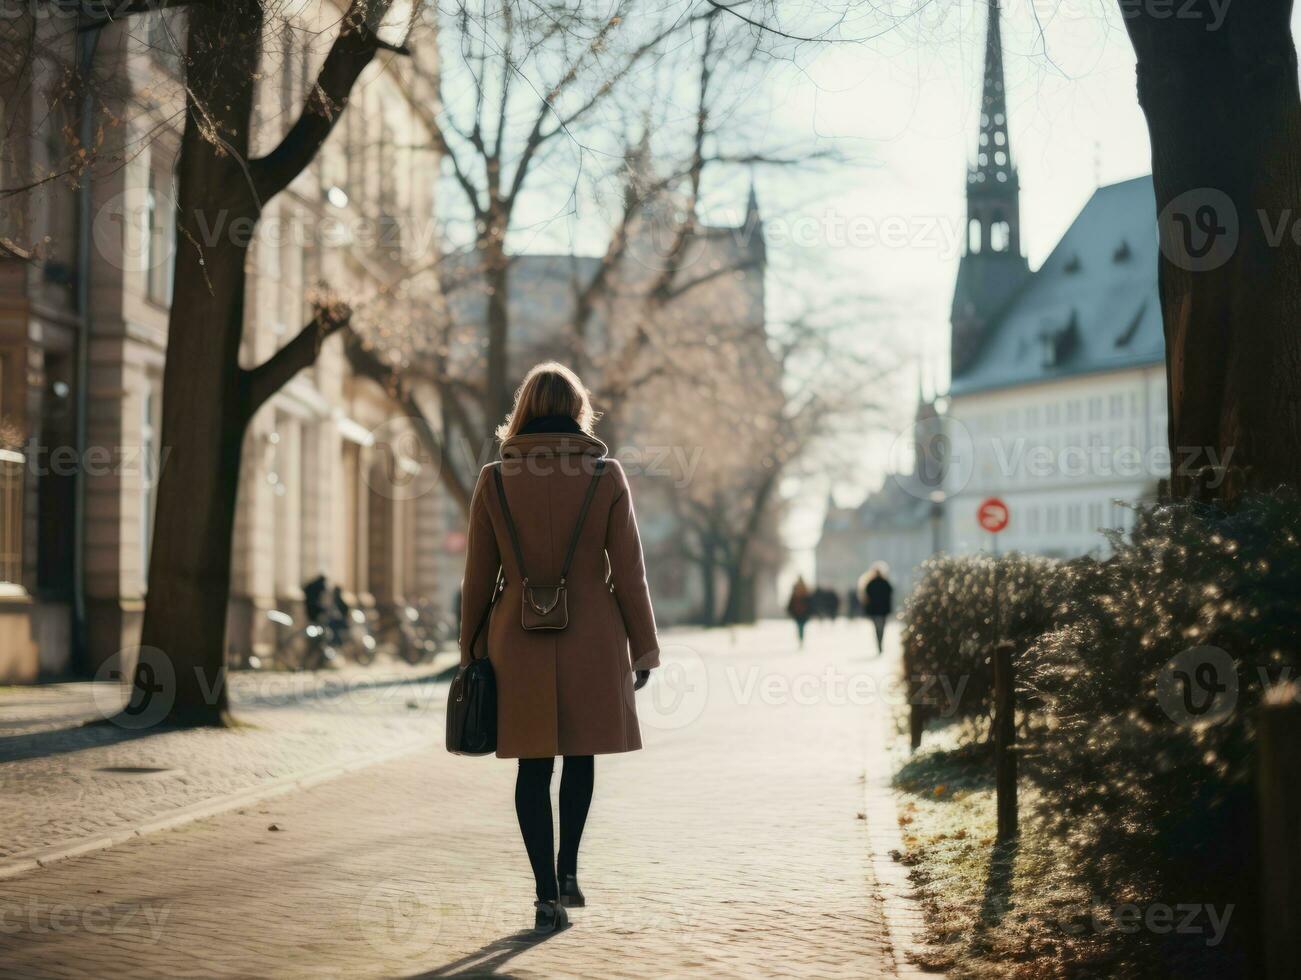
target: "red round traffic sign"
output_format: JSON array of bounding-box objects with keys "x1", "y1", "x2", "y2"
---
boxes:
[{"x1": 977, "y1": 497, "x2": 1009, "y2": 534}]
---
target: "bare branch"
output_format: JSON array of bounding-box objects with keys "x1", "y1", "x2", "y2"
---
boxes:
[
  {"x1": 240, "y1": 304, "x2": 351, "y2": 420},
  {"x1": 250, "y1": 1, "x2": 402, "y2": 202},
  {"x1": 343, "y1": 330, "x2": 474, "y2": 513}
]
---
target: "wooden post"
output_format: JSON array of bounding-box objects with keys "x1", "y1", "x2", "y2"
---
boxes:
[
  {"x1": 909, "y1": 702, "x2": 925, "y2": 751},
  {"x1": 1258, "y1": 683, "x2": 1301, "y2": 978},
  {"x1": 994, "y1": 640, "x2": 1017, "y2": 841}
]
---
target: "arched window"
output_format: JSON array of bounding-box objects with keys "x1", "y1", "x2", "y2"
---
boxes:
[
  {"x1": 990, "y1": 220, "x2": 1011, "y2": 253},
  {"x1": 968, "y1": 218, "x2": 982, "y2": 254}
]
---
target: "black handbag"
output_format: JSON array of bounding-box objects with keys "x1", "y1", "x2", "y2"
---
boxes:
[
  {"x1": 492, "y1": 459, "x2": 605, "y2": 630},
  {"x1": 446, "y1": 574, "x2": 502, "y2": 756}
]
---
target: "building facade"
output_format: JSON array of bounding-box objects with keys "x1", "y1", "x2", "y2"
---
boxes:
[
  {"x1": 936, "y1": 0, "x2": 1170, "y2": 557},
  {"x1": 815, "y1": 394, "x2": 942, "y2": 605},
  {"x1": 814, "y1": 0, "x2": 1169, "y2": 591},
  {"x1": 0, "y1": 7, "x2": 455, "y2": 681},
  {"x1": 942, "y1": 0, "x2": 1167, "y2": 559}
]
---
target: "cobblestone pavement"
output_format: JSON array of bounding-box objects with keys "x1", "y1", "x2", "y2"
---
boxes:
[
  {"x1": 0, "y1": 657, "x2": 458, "y2": 861},
  {"x1": 1, "y1": 621, "x2": 910, "y2": 979}
]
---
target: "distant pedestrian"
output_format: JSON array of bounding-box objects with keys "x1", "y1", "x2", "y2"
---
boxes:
[
  {"x1": 458, "y1": 361, "x2": 659, "y2": 935},
  {"x1": 814, "y1": 587, "x2": 840, "y2": 621},
  {"x1": 845, "y1": 586, "x2": 861, "y2": 620},
  {"x1": 858, "y1": 563, "x2": 894, "y2": 656},
  {"x1": 787, "y1": 577, "x2": 813, "y2": 647}
]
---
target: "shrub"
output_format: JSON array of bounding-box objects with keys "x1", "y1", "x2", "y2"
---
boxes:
[
  {"x1": 1022, "y1": 491, "x2": 1301, "y2": 973},
  {"x1": 902, "y1": 492, "x2": 1301, "y2": 976},
  {"x1": 901, "y1": 551, "x2": 1062, "y2": 725}
]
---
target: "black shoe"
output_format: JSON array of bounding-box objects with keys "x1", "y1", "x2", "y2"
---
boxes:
[
  {"x1": 533, "y1": 899, "x2": 568, "y2": 934},
  {"x1": 558, "y1": 874, "x2": 586, "y2": 908}
]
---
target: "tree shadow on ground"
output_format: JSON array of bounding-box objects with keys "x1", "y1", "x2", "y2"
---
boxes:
[
  {"x1": 0, "y1": 720, "x2": 178, "y2": 765},
  {"x1": 893, "y1": 739, "x2": 995, "y2": 800},
  {"x1": 979, "y1": 837, "x2": 1018, "y2": 929},
  {"x1": 406, "y1": 926, "x2": 566, "y2": 977}
]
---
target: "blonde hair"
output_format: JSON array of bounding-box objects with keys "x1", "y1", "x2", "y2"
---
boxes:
[{"x1": 495, "y1": 361, "x2": 599, "y2": 442}]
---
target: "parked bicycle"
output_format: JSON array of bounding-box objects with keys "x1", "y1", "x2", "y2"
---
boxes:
[
  {"x1": 266, "y1": 608, "x2": 339, "y2": 671},
  {"x1": 376, "y1": 604, "x2": 440, "y2": 665},
  {"x1": 337, "y1": 606, "x2": 379, "y2": 666}
]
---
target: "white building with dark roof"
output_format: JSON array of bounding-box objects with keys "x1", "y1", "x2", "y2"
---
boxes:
[{"x1": 942, "y1": 1, "x2": 1167, "y2": 558}]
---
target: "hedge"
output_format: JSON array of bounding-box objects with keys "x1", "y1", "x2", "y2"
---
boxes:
[{"x1": 900, "y1": 491, "x2": 1301, "y2": 975}]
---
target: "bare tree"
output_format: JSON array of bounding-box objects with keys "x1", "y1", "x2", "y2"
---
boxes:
[
  {"x1": 345, "y1": 2, "x2": 827, "y2": 509},
  {"x1": 129, "y1": 0, "x2": 413, "y2": 724}
]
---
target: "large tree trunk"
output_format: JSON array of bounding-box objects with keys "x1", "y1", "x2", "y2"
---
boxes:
[
  {"x1": 483, "y1": 226, "x2": 512, "y2": 429},
  {"x1": 132, "y1": 2, "x2": 263, "y2": 725},
  {"x1": 1124, "y1": 0, "x2": 1301, "y2": 501},
  {"x1": 719, "y1": 472, "x2": 780, "y2": 626},
  {"x1": 720, "y1": 567, "x2": 755, "y2": 626},
  {"x1": 696, "y1": 534, "x2": 718, "y2": 626}
]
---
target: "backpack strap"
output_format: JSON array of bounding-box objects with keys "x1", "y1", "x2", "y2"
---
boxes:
[
  {"x1": 466, "y1": 570, "x2": 504, "y2": 661},
  {"x1": 492, "y1": 458, "x2": 606, "y2": 586},
  {"x1": 491, "y1": 463, "x2": 530, "y2": 584},
  {"x1": 559, "y1": 459, "x2": 606, "y2": 583}
]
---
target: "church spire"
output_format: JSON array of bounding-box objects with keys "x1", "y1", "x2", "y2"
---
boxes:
[
  {"x1": 970, "y1": 0, "x2": 1015, "y2": 194},
  {"x1": 963, "y1": 0, "x2": 1021, "y2": 258},
  {"x1": 950, "y1": 0, "x2": 1030, "y2": 377},
  {"x1": 742, "y1": 170, "x2": 765, "y2": 264}
]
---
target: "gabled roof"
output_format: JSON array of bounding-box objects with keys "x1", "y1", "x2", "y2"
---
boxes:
[{"x1": 950, "y1": 176, "x2": 1164, "y2": 396}]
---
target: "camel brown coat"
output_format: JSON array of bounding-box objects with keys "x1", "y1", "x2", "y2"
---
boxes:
[{"x1": 458, "y1": 432, "x2": 660, "y2": 758}]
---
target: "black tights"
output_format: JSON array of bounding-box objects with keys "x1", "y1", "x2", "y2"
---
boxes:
[{"x1": 514, "y1": 755, "x2": 594, "y2": 902}]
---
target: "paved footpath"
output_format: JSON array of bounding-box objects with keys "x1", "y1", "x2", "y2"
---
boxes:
[
  {"x1": 1, "y1": 657, "x2": 460, "y2": 864},
  {"x1": 0, "y1": 622, "x2": 919, "y2": 979}
]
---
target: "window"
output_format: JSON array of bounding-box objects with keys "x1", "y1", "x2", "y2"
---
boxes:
[
  {"x1": 989, "y1": 219, "x2": 1010, "y2": 252},
  {"x1": 146, "y1": 11, "x2": 183, "y2": 74},
  {"x1": 1046, "y1": 506, "x2": 1060, "y2": 533},
  {"x1": 968, "y1": 218, "x2": 982, "y2": 254},
  {"x1": 280, "y1": 23, "x2": 297, "y2": 117},
  {"x1": 0, "y1": 447, "x2": 19, "y2": 586},
  {"x1": 0, "y1": 97, "x2": 8, "y2": 221},
  {"x1": 1109, "y1": 394, "x2": 1125, "y2": 419},
  {"x1": 140, "y1": 382, "x2": 161, "y2": 585},
  {"x1": 1067, "y1": 504, "x2": 1082, "y2": 532},
  {"x1": 378, "y1": 121, "x2": 396, "y2": 213},
  {"x1": 2, "y1": 349, "x2": 22, "y2": 586},
  {"x1": 1110, "y1": 500, "x2": 1127, "y2": 529},
  {"x1": 144, "y1": 169, "x2": 174, "y2": 305}
]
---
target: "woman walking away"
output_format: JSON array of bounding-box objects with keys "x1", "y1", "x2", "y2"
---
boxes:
[
  {"x1": 787, "y1": 576, "x2": 813, "y2": 648},
  {"x1": 859, "y1": 563, "x2": 894, "y2": 656},
  {"x1": 459, "y1": 362, "x2": 659, "y2": 935}
]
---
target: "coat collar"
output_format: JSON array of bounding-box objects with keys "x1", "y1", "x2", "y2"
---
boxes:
[{"x1": 500, "y1": 431, "x2": 608, "y2": 459}]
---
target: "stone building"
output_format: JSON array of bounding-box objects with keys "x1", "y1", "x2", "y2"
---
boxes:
[
  {"x1": 0, "y1": 7, "x2": 453, "y2": 681},
  {"x1": 815, "y1": 393, "x2": 943, "y2": 605},
  {"x1": 942, "y1": 0, "x2": 1166, "y2": 558}
]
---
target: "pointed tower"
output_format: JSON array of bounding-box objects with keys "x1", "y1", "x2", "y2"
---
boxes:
[
  {"x1": 950, "y1": 0, "x2": 1030, "y2": 377},
  {"x1": 742, "y1": 173, "x2": 766, "y2": 266}
]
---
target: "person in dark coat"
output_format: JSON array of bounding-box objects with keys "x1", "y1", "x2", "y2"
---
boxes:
[
  {"x1": 787, "y1": 576, "x2": 813, "y2": 648},
  {"x1": 858, "y1": 563, "x2": 894, "y2": 655}
]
